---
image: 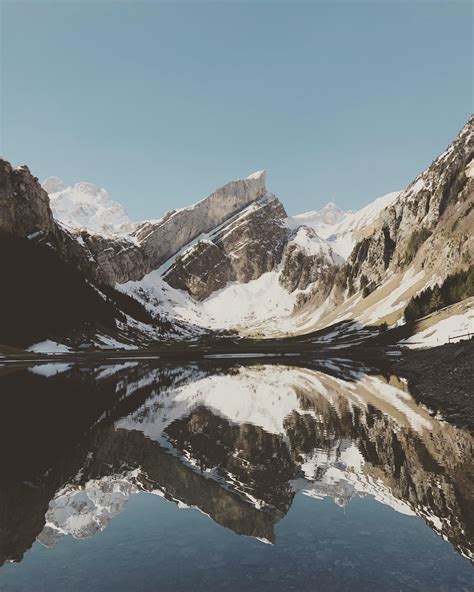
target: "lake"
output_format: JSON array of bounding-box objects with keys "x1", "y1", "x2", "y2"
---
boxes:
[{"x1": 0, "y1": 357, "x2": 472, "y2": 591}]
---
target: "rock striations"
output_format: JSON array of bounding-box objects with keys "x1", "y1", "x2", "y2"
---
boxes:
[{"x1": 164, "y1": 192, "x2": 289, "y2": 300}]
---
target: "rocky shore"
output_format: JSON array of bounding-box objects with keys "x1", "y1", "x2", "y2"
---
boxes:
[{"x1": 396, "y1": 340, "x2": 474, "y2": 431}]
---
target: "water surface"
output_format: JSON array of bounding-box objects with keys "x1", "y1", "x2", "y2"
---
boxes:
[{"x1": 0, "y1": 358, "x2": 472, "y2": 591}]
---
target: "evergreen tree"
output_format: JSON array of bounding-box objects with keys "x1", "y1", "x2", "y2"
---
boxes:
[
  {"x1": 429, "y1": 285, "x2": 443, "y2": 312},
  {"x1": 404, "y1": 264, "x2": 474, "y2": 321}
]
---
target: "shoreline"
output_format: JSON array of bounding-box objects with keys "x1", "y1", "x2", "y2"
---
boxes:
[
  {"x1": 2, "y1": 339, "x2": 473, "y2": 432},
  {"x1": 395, "y1": 340, "x2": 474, "y2": 432}
]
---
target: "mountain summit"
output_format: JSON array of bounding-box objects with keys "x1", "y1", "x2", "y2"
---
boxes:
[
  {"x1": 42, "y1": 178, "x2": 133, "y2": 236},
  {"x1": 294, "y1": 202, "x2": 347, "y2": 228}
]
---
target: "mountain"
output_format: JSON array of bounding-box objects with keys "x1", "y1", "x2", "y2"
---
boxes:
[
  {"x1": 0, "y1": 116, "x2": 472, "y2": 349},
  {"x1": 298, "y1": 116, "x2": 473, "y2": 335},
  {"x1": 292, "y1": 201, "x2": 347, "y2": 230},
  {"x1": 288, "y1": 194, "x2": 401, "y2": 260},
  {"x1": 42, "y1": 178, "x2": 134, "y2": 236}
]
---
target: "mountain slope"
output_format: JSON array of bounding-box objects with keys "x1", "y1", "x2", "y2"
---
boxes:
[
  {"x1": 322, "y1": 192, "x2": 400, "y2": 258},
  {"x1": 290, "y1": 116, "x2": 474, "y2": 336},
  {"x1": 0, "y1": 232, "x2": 121, "y2": 348},
  {"x1": 163, "y1": 192, "x2": 289, "y2": 299}
]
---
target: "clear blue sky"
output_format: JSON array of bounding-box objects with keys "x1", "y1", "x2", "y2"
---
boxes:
[{"x1": 1, "y1": 1, "x2": 472, "y2": 219}]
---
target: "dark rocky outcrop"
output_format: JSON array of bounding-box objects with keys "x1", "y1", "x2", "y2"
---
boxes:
[
  {"x1": 164, "y1": 240, "x2": 234, "y2": 300},
  {"x1": 0, "y1": 161, "x2": 56, "y2": 237},
  {"x1": 164, "y1": 194, "x2": 289, "y2": 300},
  {"x1": 280, "y1": 245, "x2": 339, "y2": 294}
]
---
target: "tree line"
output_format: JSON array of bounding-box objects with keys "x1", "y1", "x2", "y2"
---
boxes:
[{"x1": 404, "y1": 265, "x2": 474, "y2": 322}]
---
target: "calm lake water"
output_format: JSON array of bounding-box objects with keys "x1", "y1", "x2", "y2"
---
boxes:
[{"x1": 0, "y1": 357, "x2": 472, "y2": 591}]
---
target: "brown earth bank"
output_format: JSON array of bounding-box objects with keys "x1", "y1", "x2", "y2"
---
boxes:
[{"x1": 395, "y1": 340, "x2": 474, "y2": 432}]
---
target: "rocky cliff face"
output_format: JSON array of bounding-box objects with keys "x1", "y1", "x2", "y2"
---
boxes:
[
  {"x1": 279, "y1": 226, "x2": 341, "y2": 293},
  {"x1": 134, "y1": 171, "x2": 267, "y2": 265},
  {"x1": 1, "y1": 162, "x2": 273, "y2": 287},
  {"x1": 0, "y1": 161, "x2": 56, "y2": 238},
  {"x1": 347, "y1": 117, "x2": 473, "y2": 292},
  {"x1": 0, "y1": 159, "x2": 108, "y2": 285},
  {"x1": 164, "y1": 193, "x2": 289, "y2": 300},
  {"x1": 80, "y1": 171, "x2": 271, "y2": 286},
  {"x1": 285, "y1": 117, "x2": 474, "y2": 334}
]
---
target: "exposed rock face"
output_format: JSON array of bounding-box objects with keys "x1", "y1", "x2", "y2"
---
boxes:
[
  {"x1": 280, "y1": 247, "x2": 338, "y2": 307},
  {"x1": 164, "y1": 193, "x2": 289, "y2": 300},
  {"x1": 0, "y1": 159, "x2": 105, "y2": 284},
  {"x1": 0, "y1": 161, "x2": 56, "y2": 237},
  {"x1": 348, "y1": 226, "x2": 396, "y2": 290},
  {"x1": 134, "y1": 171, "x2": 267, "y2": 264},
  {"x1": 78, "y1": 233, "x2": 147, "y2": 284},
  {"x1": 0, "y1": 160, "x2": 108, "y2": 285},
  {"x1": 280, "y1": 226, "x2": 341, "y2": 293},
  {"x1": 0, "y1": 162, "x2": 272, "y2": 288},
  {"x1": 213, "y1": 193, "x2": 288, "y2": 282},
  {"x1": 347, "y1": 117, "x2": 474, "y2": 291},
  {"x1": 81, "y1": 170, "x2": 271, "y2": 286},
  {"x1": 163, "y1": 240, "x2": 233, "y2": 300}
]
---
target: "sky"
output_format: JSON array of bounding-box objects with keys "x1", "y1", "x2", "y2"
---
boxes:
[{"x1": 1, "y1": 0, "x2": 472, "y2": 219}]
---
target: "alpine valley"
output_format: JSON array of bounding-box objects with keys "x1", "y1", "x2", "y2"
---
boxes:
[{"x1": 0, "y1": 117, "x2": 473, "y2": 352}]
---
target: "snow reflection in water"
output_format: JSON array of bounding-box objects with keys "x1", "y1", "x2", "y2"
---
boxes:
[{"x1": 0, "y1": 359, "x2": 472, "y2": 591}]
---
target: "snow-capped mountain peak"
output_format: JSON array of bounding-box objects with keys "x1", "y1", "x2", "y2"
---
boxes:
[
  {"x1": 42, "y1": 177, "x2": 134, "y2": 237},
  {"x1": 293, "y1": 202, "x2": 347, "y2": 228},
  {"x1": 286, "y1": 192, "x2": 399, "y2": 260},
  {"x1": 42, "y1": 176, "x2": 66, "y2": 194}
]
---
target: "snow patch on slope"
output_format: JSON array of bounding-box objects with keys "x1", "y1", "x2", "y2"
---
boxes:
[
  {"x1": 27, "y1": 340, "x2": 72, "y2": 354},
  {"x1": 401, "y1": 309, "x2": 474, "y2": 349},
  {"x1": 120, "y1": 268, "x2": 297, "y2": 332},
  {"x1": 289, "y1": 226, "x2": 344, "y2": 264}
]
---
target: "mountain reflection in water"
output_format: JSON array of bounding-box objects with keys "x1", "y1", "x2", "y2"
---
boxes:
[{"x1": 0, "y1": 358, "x2": 473, "y2": 580}]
